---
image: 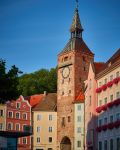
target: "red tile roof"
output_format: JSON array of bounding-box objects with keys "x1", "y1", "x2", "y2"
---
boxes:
[
  {"x1": 75, "y1": 91, "x2": 85, "y2": 103},
  {"x1": 94, "y1": 62, "x2": 105, "y2": 74},
  {"x1": 25, "y1": 94, "x2": 44, "y2": 108}
]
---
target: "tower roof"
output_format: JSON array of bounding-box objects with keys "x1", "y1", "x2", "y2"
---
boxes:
[{"x1": 70, "y1": 8, "x2": 83, "y2": 32}]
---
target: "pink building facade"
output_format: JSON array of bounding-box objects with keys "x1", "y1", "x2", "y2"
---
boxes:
[
  {"x1": 84, "y1": 62, "x2": 98, "y2": 150},
  {"x1": 6, "y1": 95, "x2": 31, "y2": 150}
]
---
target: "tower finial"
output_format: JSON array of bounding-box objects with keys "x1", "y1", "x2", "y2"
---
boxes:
[{"x1": 76, "y1": 0, "x2": 79, "y2": 9}]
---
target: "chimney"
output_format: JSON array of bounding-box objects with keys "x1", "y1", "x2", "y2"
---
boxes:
[{"x1": 44, "y1": 91, "x2": 47, "y2": 96}]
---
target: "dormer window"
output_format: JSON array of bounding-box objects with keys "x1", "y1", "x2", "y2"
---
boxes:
[{"x1": 16, "y1": 102, "x2": 20, "y2": 109}]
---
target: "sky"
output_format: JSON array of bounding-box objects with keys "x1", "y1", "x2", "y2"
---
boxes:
[{"x1": 0, "y1": 0, "x2": 120, "y2": 74}]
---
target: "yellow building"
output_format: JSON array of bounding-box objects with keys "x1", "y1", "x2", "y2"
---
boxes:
[
  {"x1": 32, "y1": 93, "x2": 57, "y2": 150},
  {"x1": 0, "y1": 104, "x2": 6, "y2": 131}
]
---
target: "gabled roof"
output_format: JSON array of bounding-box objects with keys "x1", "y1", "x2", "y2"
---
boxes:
[
  {"x1": 32, "y1": 93, "x2": 57, "y2": 111},
  {"x1": 59, "y1": 38, "x2": 94, "y2": 56},
  {"x1": 75, "y1": 91, "x2": 85, "y2": 103},
  {"x1": 25, "y1": 94, "x2": 44, "y2": 108},
  {"x1": 94, "y1": 62, "x2": 105, "y2": 74},
  {"x1": 70, "y1": 8, "x2": 83, "y2": 32},
  {"x1": 96, "y1": 48, "x2": 120, "y2": 77}
]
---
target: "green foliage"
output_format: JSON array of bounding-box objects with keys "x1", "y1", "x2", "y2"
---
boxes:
[
  {"x1": 0, "y1": 59, "x2": 22, "y2": 103},
  {"x1": 18, "y1": 68, "x2": 57, "y2": 96}
]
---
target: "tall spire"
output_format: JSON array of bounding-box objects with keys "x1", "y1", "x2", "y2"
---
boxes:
[{"x1": 70, "y1": 0, "x2": 83, "y2": 38}]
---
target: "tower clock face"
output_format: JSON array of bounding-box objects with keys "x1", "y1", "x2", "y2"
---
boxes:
[{"x1": 62, "y1": 67, "x2": 70, "y2": 78}]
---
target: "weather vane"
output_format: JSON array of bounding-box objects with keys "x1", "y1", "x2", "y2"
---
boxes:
[{"x1": 76, "y1": 0, "x2": 79, "y2": 9}]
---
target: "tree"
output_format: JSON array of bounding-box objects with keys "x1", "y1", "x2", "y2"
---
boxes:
[
  {"x1": 18, "y1": 68, "x2": 57, "y2": 96},
  {"x1": 0, "y1": 59, "x2": 22, "y2": 103}
]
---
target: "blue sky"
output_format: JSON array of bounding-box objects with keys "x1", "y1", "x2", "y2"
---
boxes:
[{"x1": 0, "y1": 0, "x2": 120, "y2": 73}]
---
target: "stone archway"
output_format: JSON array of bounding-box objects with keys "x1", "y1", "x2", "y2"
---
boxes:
[{"x1": 60, "y1": 136, "x2": 71, "y2": 150}]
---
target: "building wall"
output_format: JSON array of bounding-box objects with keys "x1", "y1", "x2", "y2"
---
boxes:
[
  {"x1": 33, "y1": 111, "x2": 57, "y2": 150},
  {"x1": 0, "y1": 104, "x2": 6, "y2": 131},
  {"x1": 57, "y1": 50, "x2": 94, "y2": 150},
  {"x1": 96, "y1": 65, "x2": 120, "y2": 150},
  {"x1": 84, "y1": 63, "x2": 98, "y2": 150},
  {"x1": 6, "y1": 96, "x2": 31, "y2": 150},
  {"x1": 74, "y1": 103, "x2": 84, "y2": 150}
]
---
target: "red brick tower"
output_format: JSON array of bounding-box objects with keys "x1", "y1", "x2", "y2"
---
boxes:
[{"x1": 57, "y1": 6, "x2": 94, "y2": 150}]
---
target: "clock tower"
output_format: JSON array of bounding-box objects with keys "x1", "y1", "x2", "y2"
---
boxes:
[{"x1": 57, "y1": 5, "x2": 94, "y2": 150}]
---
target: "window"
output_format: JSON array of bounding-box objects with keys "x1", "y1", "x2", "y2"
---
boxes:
[
  {"x1": 104, "y1": 97, "x2": 107, "y2": 104},
  {"x1": 37, "y1": 115, "x2": 41, "y2": 121},
  {"x1": 69, "y1": 90, "x2": 71, "y2": 94},
  {"x1": 83, "y1": 56, "x2": 86, "y2": 62},
  {"x1": 89, "y1": 96, "x2": 91, "y2": 106},
  {"x1": 23, "y1": 113, "x2": 27, "y2": 120},
  {"x1": 16, "y1": 124, "x2": 20, "y2": 131},
  {"x1": 77, "y1": 127, "x2": 81, "y2": 133},
  {"x1": 116, "y1": 113, "x2": 120, "y2": 121},
  {"x1": 99, "y1": 82, "x2": 102, "y2": 87},
  {"x1": 89, "y1": 79, "x2": 92, "y2": 89},
  {"x1": 84, "y1": 67, "x2": 86, "y2": 71},
  {"x1": 49, "y1": 127, "x2": 52, "y2": 132},
  {"x1": 64, "y1": 56, "x2": 68, "y2": 61},
  {"x1": 104, "y1": 117, "x2": 107, "y2": 124},
  {"x1": 49, "y1": 137, "x2": 52, "y2": 143},
  {"x1": 16, "y1": 112, "x2": 20, "y2": 119},
  {"x1": 117, "y1": 138, "x2": 120, "y2": 150},
  {"x1": 110, "y1": 95, "x2": 113, "y2": 101},
  {"x1": 110, "y1": 116, "x2": 113, "y2": 123},
  {"x1": 116, "y1": 71, "x2": 119, "y2": 77},
  {"x1": 62, "y1": 91, "x2": 64, "y2": 95},
  {"x1": 99, "y1": 141, "x2": 102, "y2": 150},
  {"x1": 61, "y1": 117, "x2": 65, "y2": 127},
  {"x1": 48, "y1": 148, "x2": 53, "y2": 150},
  {"x1": 49, "y1": 115, "x2": 52, "y2": 121},
  {"x1": 8, "y1": 123, "x2": 13, "y2": 130},
  {"x1": 0, "y1": 123, "x2": 3, "y2": 130},
  {"x1": 77, "y1": 116, "x2": 81, "y2": 122},
  {"x1": 110, "y1": 139, "x2": 113, "y2": 150},
  {"x1": 99, "y1": 100, "x2": 102, "y2": 106},
  {"x1": 37, "y1": 137, "x2": 40, "y2": 143},
  {"x1": 68, "y1": 116, "x2": 71, "y2": 122},
  {"x1": 16, "y1": 102, "x2": 20, "y2": 109},
  {"x1": 104, "y1": 140, "x2": 107, "y2": 150},
  {"x1": 104, "y1": 78, "x2": 107, "y2": 84},
  {"x1": 8, "y1": 111, "x2": 13, "y2": 118},
  {"x1": 110, "y1": 75, "x2": 113, "y2": 81},
  {"x1": 37, "y1": 127, "x2": 41, "y2": 133},
  {"x1": 77, "y1": 141, "x2": 81, "y2": 147},
  {"x1": 23, "y1": 137, "x2": 27, "y2": 144},
  {"x1": 0, "y1": 110, "x2": 3, "y2": 117},
  {"x1": 77, "y1": 105, "x2": 81, "y2": 111},
  {"x1": 116, "y1": 92, "x2": 120, "y2": 99},
  {"x1": 99, "y1": 119, "x2": 102, "y2": 126}
]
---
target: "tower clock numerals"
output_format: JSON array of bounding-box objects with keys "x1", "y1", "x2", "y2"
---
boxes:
[{"x1": 62, "y1": 67, "x2": 70, "y2": 78}]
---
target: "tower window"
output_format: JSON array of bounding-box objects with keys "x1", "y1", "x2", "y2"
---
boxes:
[
  {"x1": 83, "y1": 56, "x2": 86, "y2": 62},
  {"x1": 61, "y1": 117, "x2": 65, "y2": 127},
  {"x1": 64, "y1": 56, "x2": 68, "y2": 61},
  {"x1": 68, "y1": 116, "x2": 71, "y2": 122},
  {"x1": 62, "y1": 91, "x2": 64, "y2": 95},
  {"x1": 84, "y1": 67, "x2": 86, "y2": 71},
  {"x1": 69, "y1": 90, "x2": 71, "y2": 94}
]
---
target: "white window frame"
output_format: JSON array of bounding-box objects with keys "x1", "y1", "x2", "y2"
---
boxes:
[
  {"x1": 49, "y1": 115, "x2": 52, "y2": 121},
  {"x1": 16, "y1": 123, "x2": 20, "y2": 131},
  {"x1": 23, "y1": 113, "x2": 27, "y2": 120},
  {"x1": 22, "y1": 137, "x2": 27, "y2": 144},
  {"x1": 8, "y1": 111, "x2": 13, "y2": 118},
  {"x1": 7, "y1": 122, "x2": 13, "y2": 130},
  {"x1": 16, "y1": 102, "x2": 21, "y2": 109},
  {"x1": 16, "y1": 112, "x2": 20, "y2": 119}
]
